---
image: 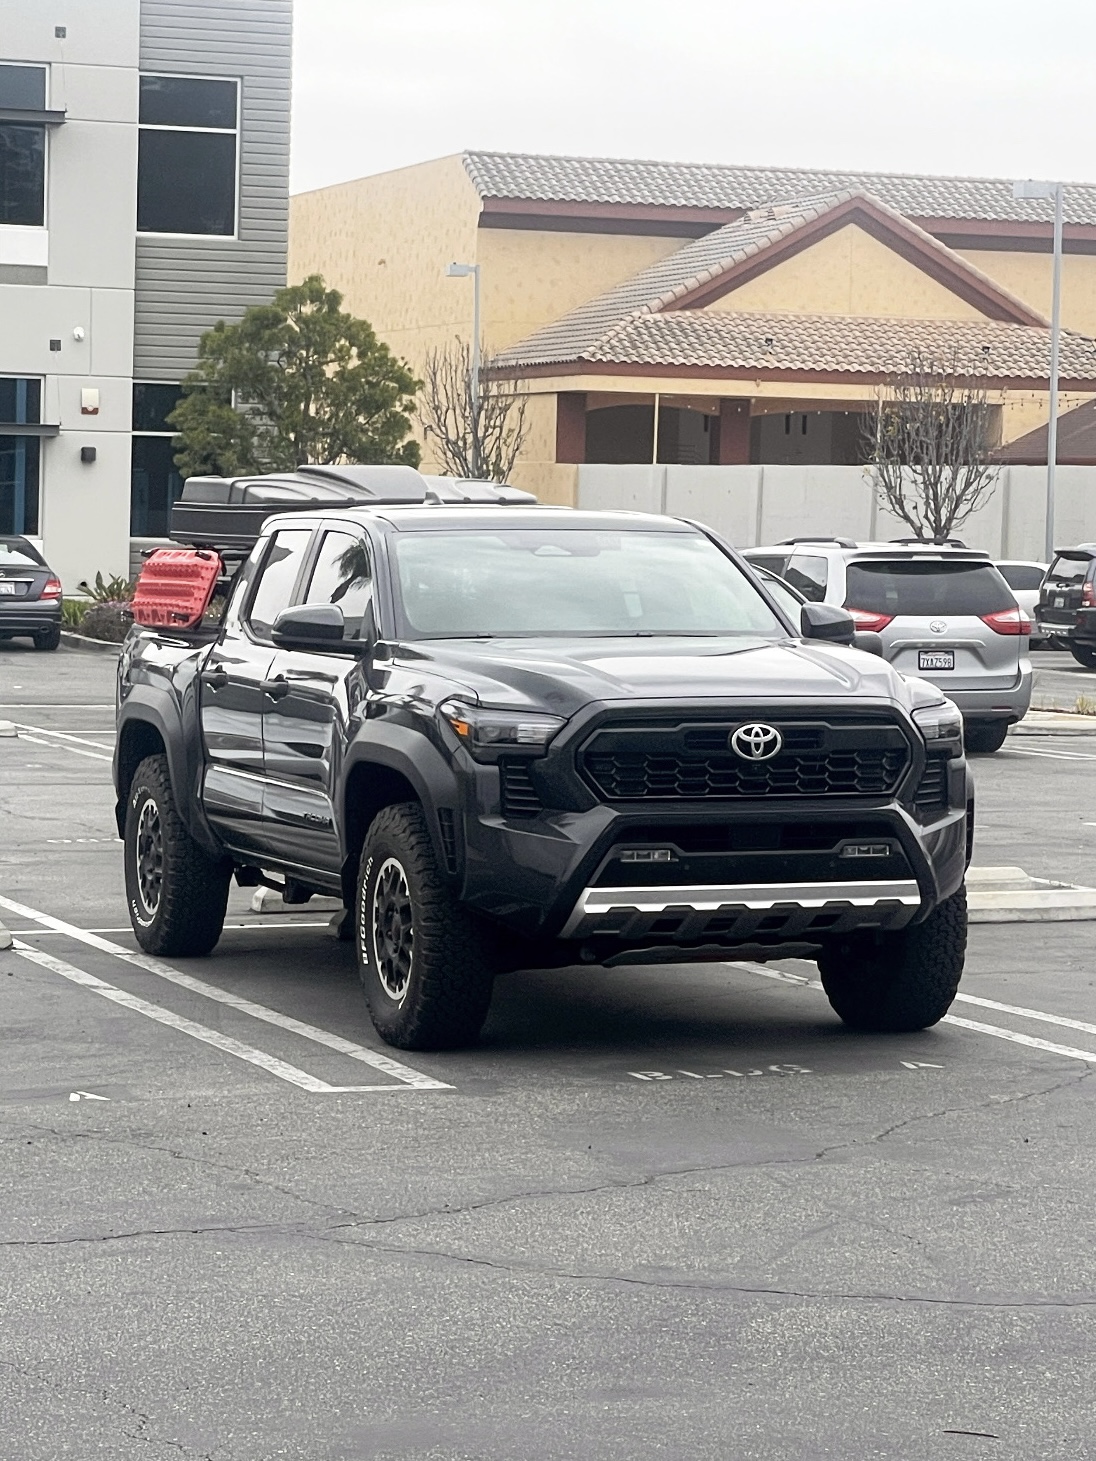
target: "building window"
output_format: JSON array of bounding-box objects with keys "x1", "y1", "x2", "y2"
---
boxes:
[
  {"x1": 0, "y1": 377, "x2": 43, "y2": 535},
  {"x1": 137, "y1": 74, "x2": 238, "y2": 236},
  {"x1": 0, "y1": 65, "x2": 48, "y2": 227},
  {"x1": 130, "y1": 382, "x2": 183, "y2": 537}
]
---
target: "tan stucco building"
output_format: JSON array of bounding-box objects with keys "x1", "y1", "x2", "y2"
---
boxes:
[{"x1": 290, "y1": 152, "x2": 1096, "y2": 502}]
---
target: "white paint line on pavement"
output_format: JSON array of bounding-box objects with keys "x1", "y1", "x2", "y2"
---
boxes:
[
  {"x1": 4, "y1": 922, "x2": 331, "y2": 935},
  {"x1": 0, "y1": 703, "x2": 115, "y2": 709},
  {"x1": 12, "y1": 723, "x2": 113, "y2": 751},
  {"x1": 17, "y1": 733, "x2": 111, "y2": 764},
  {"x1": 1005, "y1": 747, "x2": 1096, "y2": 762},
  {"x1": 11, "y1": 941, "x2": 410, "y2": 1094},
  {"x1": 0, "y1": 894, "x2": 450, "y2": 1091},
  {"x1": 731, "y1": 961, "x2": 1096, "y2": 1065}
]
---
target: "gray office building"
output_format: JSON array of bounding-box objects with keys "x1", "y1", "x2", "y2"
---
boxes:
[{"x1": 0, "y1": 0, "x2": 291, "y2": 589}]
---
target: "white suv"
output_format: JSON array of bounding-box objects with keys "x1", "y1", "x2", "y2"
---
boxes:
[{"x1": 745, "y1": 538, "x2": 1032, "y2": 753}]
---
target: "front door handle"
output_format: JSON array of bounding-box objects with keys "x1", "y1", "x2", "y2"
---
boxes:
[
  {"x1": 200, "y1": 669, "x2": 229, "y2": 690},
  {"x1": 260, "y1": 677, "x2": 291, "y2": 701}
]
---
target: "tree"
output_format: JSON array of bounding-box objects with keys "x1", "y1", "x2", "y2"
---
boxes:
[
  {"x1": 169, "y1": 275, "x2": 421, "y2": 478},
  {"x1": 864, "y1": 349, "x2": 999, "y2": 543},
  {"x1": 418, "y1": 339, "x2": 529, "y2": 481}
]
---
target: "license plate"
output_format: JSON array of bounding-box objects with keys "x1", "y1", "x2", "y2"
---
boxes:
[
  {"x1": 0, "y1": 582, "x2": 16, "y2": 596},
  {"x1": 918, "y1": 649, "x2": 955, "y2": 671},
  {"x1": 1056, "y1": 596, "x2": 1065, "y2": 608}
]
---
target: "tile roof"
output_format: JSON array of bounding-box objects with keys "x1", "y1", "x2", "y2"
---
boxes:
[
  {"x1": 994, "y1": 398, "x2": 1096, "y2": 462},
  {"x1": 465, "y1": 151, "x2": 1096, "y2": 227},
  {"x1": 535, "y1": 310, "x2": 1096, "y2": 383},
  {"x1": 492, "y1": 191, "x2": 1048, "y2": 372}
]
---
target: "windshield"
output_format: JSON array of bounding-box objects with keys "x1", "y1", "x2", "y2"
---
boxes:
[
  {"x1": 393, "y1": 529, "x2": 785, "y2": 638},
  {"x1": 845, "y1": 560, "x2": 1013, "y2": 617},
  {"x1": 0, "y1": 537, "x2": 44, "y2": 568}
]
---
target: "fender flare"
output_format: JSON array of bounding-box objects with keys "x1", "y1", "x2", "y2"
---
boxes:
[
  {"x1": 114, "y1": 690, "x2": 221, "y2": 856},
  {"x1": 340, "y1": 725, "x2": 461, "y2": 871}
]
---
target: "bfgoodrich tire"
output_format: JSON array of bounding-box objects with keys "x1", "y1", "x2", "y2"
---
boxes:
[
  {"x1": 124, "y1": 754, "x2": 230, "y2": 956},
  {"x1": 964, "y1": 720, "x2": 1009, "y2": 754},
  {"x1": 816, "y1": 884, "x2": 967, "y2": 1033},
  {"x1": 355, "y1": 802, "x2": 496, "y2": 1050}
]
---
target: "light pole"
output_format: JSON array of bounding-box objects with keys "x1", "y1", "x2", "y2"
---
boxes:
[
  {"x1": 1013, "y1": 179, "x2": 1064, "y2": 563},
  {"x1": 446, "y1": 260, "x2": 481, "y2": 476}
]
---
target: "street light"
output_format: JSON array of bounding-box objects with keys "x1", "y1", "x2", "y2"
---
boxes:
[
  {"x1": 446, "y1": 260, "x2": 481, "y2": 476},
  {"x1": 1013, "y1": 179, "x2": 1064, "y2": 563}
]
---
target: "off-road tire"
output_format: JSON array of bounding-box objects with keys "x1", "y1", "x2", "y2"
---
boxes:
[
  {"x1": 1069, "y1": 643, "x2": 1096, "y2": 670},
  {"x1": 34, "y1": 625, "x2": 61, "y2": 651},
  {"x1": 964, "y1": 719, "x2": 1009, "y2": 754},
  {"x1": 816, "y1": 884, "x2": 967, "y2": 1033},
  {"x1": 356, "y1": 802, "x2": 496, "y2": 1050},
  {"x1": 124, "y1": 754, "x2": 230, "y2": 956}
]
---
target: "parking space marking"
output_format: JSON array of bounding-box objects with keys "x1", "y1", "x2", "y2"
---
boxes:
[
  {"x1": 0, "y1": 894, "x2": 450, "y2": 1091},
  {"x1": 17, "y1": 733, "x2": 111, "y2": 764},
  {"x1": 731, "y1": 961, "x2": 1096, "y2": 1065},
  {"x1": 1005, "y1": 747, "x2": 1096, "y2": 762},
  {"x1": 12, "y1": 942, "x2": 413, "y2": 1094},
  {"x1": 12, "y1": 723, "x2": 113, "y2": 752}
]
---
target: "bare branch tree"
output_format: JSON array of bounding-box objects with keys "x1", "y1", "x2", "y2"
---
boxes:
[
  {"x1": 863, "y1": 349, "x2": 999, "y2": 543},
  {"x1": 418, "y1": 339, "x2": 530, "y2": 482}
]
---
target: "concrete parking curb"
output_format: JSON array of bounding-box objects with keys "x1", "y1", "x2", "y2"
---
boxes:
[
  {"x1": 1010, "y1": 711, "x2": 1096, "y2": 735},
  {"x1": 967, "y1": 865, "x2": 1096, "y2": 922},
  {"x1": 60, "y1": 630, "x2": 123, "y2": 655}
]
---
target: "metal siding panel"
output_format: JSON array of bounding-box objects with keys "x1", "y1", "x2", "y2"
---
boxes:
[{"x1": 134, "y1": 0, "x2": 291, "y2": 380}]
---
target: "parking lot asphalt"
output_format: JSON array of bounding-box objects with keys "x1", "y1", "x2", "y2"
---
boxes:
[
  {"x1": 1032, "y1": 645, "x2": 1096, "y2": 709},
  {"x1": 3, "y1": 643, "x2": 1096, "y2": 1460}
]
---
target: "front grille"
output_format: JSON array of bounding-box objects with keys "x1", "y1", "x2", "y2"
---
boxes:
[
  {"x1": 499, "y1": 758, "x2": 543, "y2": 817},
  {"x1": 581, "y1": 716, "x2": 910, "y2": 802},
  {"x1": 913, "y1": 752, "x2": 950, "y2": 814}
]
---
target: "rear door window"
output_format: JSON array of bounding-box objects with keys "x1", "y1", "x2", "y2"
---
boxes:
[
  {"x1": 246, "y1": 528, "x2": 314, "y2": 640},
  {"x1": 998, "y1": 564, "x2": 1045, "y2": 591},
  {"x1": 784, "y1": 554, "x2": 828, "y2": 602},
  {"x1": 746, "y1": 553, "x2": 790, "y2": 576},
  {"x1": 844, "y1": 560, "x2": 1014, "y2": 617}
]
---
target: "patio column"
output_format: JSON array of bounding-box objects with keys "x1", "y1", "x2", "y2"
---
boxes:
[
  {"x1": 717, "y1": 397, "x2": 752, "y2": 464},
  {"x1": 555, "y1": 392, "x2": 587, "y2": 463}
]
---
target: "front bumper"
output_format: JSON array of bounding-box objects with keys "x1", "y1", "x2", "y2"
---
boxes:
[{"x1": 560, "y1": 877, "x2": 922, "y2": 940}]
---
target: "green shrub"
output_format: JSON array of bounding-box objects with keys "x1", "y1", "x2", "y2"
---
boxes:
[
  {"x1": 79, "y1": 602, "x2": 132, "y2": 643},
  {"x1": 61, "y1": 598, "x2": 90, "y2": 628},
  {"x1": 77, "y1": 571, "x2": 135, "y2": 603}
]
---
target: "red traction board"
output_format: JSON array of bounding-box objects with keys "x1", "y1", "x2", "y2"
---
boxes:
[{"x1": 132, "y1": 548, "x2": 223, "y2": 629}]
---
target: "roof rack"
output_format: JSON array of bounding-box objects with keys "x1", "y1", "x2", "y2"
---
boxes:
[
  {"x1": 776, "y1": 536, "x2": 858, "y2": 548},
  {"x1": 889, "y1": 536, "x2": 969, "y2": 548},
  {"x1": 169, "y1": 466, "x2": 534, "y2": 549}
]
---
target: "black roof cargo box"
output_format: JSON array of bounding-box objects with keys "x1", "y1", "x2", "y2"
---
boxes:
[{"x1": 169, "y1": 466, "x2": 534, "y2": 549}]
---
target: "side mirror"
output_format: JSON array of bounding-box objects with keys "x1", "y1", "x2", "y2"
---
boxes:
[
  {"x1": 853, "y1": 630, "x2": 885, "y2": 657},
  {"x1": 800, "y1": 601, "x2": 856, "y2": 646},
  {"x1": 271, "y1": 602, "x2": 346, "y2": 648}
]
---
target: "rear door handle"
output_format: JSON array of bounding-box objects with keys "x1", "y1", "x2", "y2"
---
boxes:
[
  {"x1": 200, "y1": 669, "x2": 229, "y2": 690},
  {"x1": 260, "y1": 677, "x2": 291, "y2": 701}
]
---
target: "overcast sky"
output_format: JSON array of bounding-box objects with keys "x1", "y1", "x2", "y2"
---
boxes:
[{"x1": 291, "y1": 0, "x2": 1096, "y2": 195}]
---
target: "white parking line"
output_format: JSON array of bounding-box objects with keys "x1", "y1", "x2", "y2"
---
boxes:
[
  {"x1": 1005, "y1": 747, "x2": 1096, "y2": 762},
  {"x1": 12, "y1": 723, "x2": 113, "y2": 751},
  {"x1": 732, "y1": 961, "x2": 1096, "y2": 1065},
  {"x1": 12, "y1": 941, "x2": 411, "y2": 1094},
  {"x1": 17, "y1": 733, "x2": 111, "y2": 763},
  {"x1": 0, "y1": 893, "x2": 449, "y2": 1091}
]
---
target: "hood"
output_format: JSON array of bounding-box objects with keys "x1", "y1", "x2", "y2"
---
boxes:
[{"x1": 400, "y1": 635, "x2": 922, "y2": 717}]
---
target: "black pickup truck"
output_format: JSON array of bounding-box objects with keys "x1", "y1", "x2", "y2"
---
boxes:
[{"x1": 114, "y1": 466, "x2": 973, "y2": 1050}]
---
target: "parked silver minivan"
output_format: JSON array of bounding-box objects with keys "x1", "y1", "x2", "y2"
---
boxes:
[{"x1": 745, "y1": 538, "x2": 1031, "y2": 753}]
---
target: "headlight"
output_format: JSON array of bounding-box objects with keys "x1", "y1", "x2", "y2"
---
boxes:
[
  {"x1": 439, "y1": 701, "x2": 565, "y2": 760},
  {"x1": 912, "y1": 699, "x2": 963, "y2": 749}
]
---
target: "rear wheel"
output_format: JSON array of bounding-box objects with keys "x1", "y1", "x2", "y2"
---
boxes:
[
  {"x1": 1069, "y1": 644, "x2": 1096, "y2": 670},
  {"x1": 355, "y1": 802, "x2": 496, "y2": 1050},
  {"x1": 124, "y1": 754, "x2": 230, "y2": 956},
  {"x1": 964, "y1": 719, "x2": 1009, "y2": 754},
  {"x1": 34, "y1": 625, "x2": 61, "y2": 651},
  {"x1": 816, "y1": 884, "x2": 967, "y2": 1033}
]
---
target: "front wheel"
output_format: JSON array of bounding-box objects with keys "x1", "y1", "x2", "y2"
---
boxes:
[
  {"x1": 1069, "y1": 644, "x2": 1096, "y2": 670},
  {"x1": 355, "y1": 802, "x2": 496, "y2": 1050},
  {"x1": 816, "y1": 884, "x2": 967, "y2": 1033},
  {"x1": 124, "y1": 754, "x2": 230, "y2": 956},
  {"x1": 964, "y1": 719, "x2": 1009, "y2": 754}
]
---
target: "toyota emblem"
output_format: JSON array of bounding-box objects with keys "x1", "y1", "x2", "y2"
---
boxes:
[
  {"x1": 930, "y1": 620, "x2": 947, "y2": 634},
  {"x1": 730, "y1": 723, "x2": 784, "y2": 761}
]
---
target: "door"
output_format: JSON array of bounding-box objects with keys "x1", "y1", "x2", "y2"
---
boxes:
[
  {"x1": 262, "y1": 527, "x2": 375, "y2": 872},
  {"x1": 199, "y1": 526, "x2": 313, "y2": 852}
]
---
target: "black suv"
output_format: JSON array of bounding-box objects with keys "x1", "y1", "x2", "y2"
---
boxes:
[
  {"x1": 114, "y1": 467, "x2": 972, "y2": 1050},
  {"x1": 1037, "y1": 546, "x2": 1096, "y2": 667}
]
